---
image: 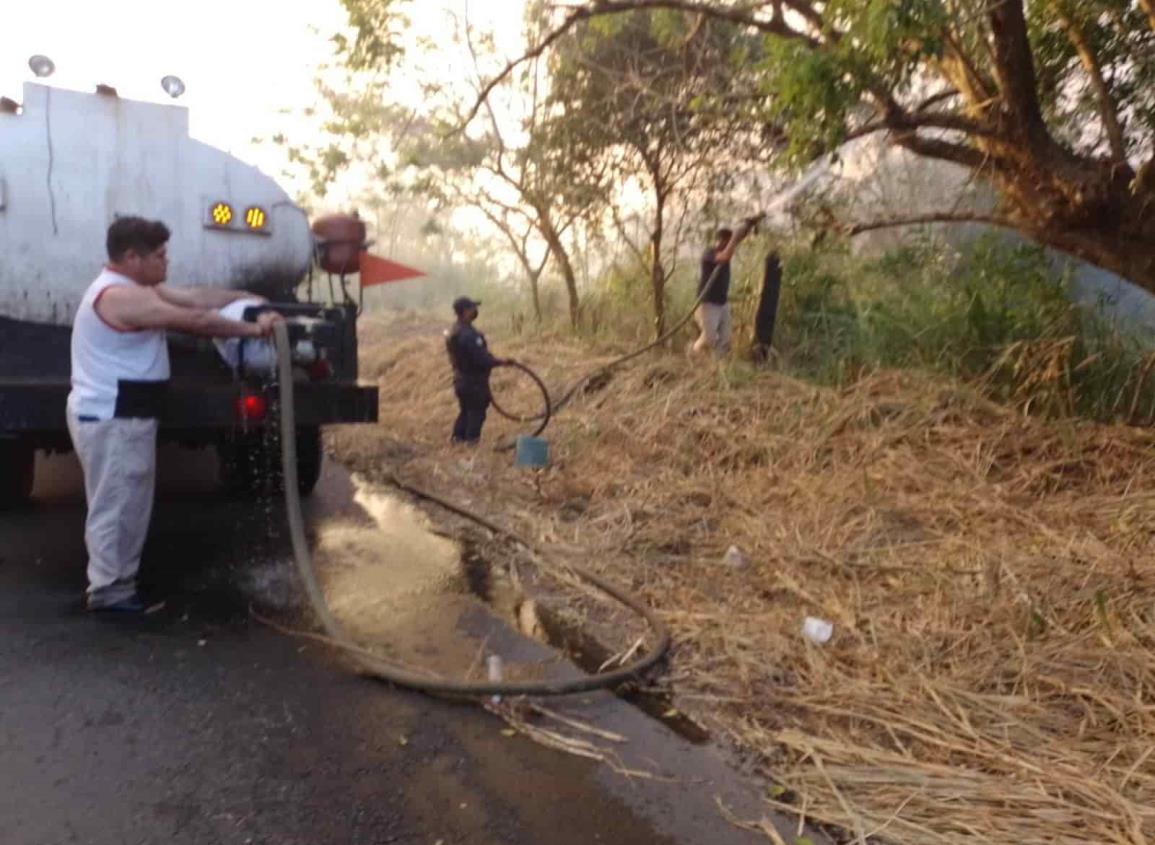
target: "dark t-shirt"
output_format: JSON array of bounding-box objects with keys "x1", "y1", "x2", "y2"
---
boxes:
[
  {"x1": 445, "y1": 322, "x2": 498, "y2": 390},
  {"x1": 698, "y1": 248, "x2": 731, "y2": 305}
]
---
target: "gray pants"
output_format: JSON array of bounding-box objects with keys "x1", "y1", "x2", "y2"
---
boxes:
[
  {"x1": 66, "y1": 414, "x2": 158, "y2": 607},
  {"x1": 693, "y1": 302, "x2": 733, "y2": 355}
]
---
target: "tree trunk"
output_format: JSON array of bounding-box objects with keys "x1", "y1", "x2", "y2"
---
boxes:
[
  {"x1": 987, "y1": 0, "x2": 1049, "y2": 150},
  {"x1": 528, "y1": 269, "x2": 543, "y2": 323},
  {"x1": 987, "y1": 148, "x2": 1155, "y2": 290},
  {"x1": 511, "y1": 252, "x2": 545, "y2": 324},
  {"x1": 649, "y1": 195, "x2": 667, "y2": 340},
  {"x1": 538, "y1": 212, "x2": 581, "y2": 330},
  {"x1": 1023, "y1": 193, "x2": 1155, "y2": 293}
]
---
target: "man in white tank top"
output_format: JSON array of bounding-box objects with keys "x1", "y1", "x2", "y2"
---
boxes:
[{"x1": 68, "y1": 217, "x2": 282, "y2": 613}]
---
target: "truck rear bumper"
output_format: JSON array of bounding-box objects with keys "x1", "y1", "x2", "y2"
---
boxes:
[{"x1": 0, "y1": 380, "x2": 378, "y2": 445}]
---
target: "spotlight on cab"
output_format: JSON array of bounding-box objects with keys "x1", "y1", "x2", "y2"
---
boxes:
[
  {"x1": 160, "y1": 75, "x2": 186, "y2": 99},
  {"x1": 28, "y1": 55, "x2": 56, "y2": 78}
]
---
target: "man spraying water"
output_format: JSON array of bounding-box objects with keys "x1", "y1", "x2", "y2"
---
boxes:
[{"x1": 692, "y1": 214, "x2": 765, "y2": 357}]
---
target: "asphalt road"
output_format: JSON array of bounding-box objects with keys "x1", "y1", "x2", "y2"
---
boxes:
[{"x1": 0, "y1": 448, "x2": 781, "y2": 845}]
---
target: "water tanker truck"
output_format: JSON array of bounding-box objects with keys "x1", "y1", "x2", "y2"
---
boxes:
[{"x1": 0, "y1": 81, "x2": 379, "y2": 506}]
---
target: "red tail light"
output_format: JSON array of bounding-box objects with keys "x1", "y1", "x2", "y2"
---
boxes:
[{"x1": 236, "y1": 393, "x2": 268, "y2": 422}]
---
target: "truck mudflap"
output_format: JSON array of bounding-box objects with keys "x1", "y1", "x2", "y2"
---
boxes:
[{"x1": 0, "y1": 380, "x2": 378, "y2": 438}]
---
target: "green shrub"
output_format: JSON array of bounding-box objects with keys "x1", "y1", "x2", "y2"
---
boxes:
[{"x1": 756, "y1": 234, "x2": 1155, "y2": 424}]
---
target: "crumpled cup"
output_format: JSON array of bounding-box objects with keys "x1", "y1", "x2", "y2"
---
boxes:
[
  {"x1": 801, "y1": 616, "x2": 834, "y2": 645},
  {"x1": 722, "y1": 545, "x2": 749, "y2": 569}
]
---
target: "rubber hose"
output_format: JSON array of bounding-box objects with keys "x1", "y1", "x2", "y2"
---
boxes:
[
  {"x1": 488, "y1": 361, "x2": 552, "y2": 439},
  {"x1": 273, "y1": 321, "x2": 670, "y2": 697}
]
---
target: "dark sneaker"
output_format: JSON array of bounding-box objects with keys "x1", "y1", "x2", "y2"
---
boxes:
[{"x1": 87, "y1": 593, "x2": 167, "y2": 615}]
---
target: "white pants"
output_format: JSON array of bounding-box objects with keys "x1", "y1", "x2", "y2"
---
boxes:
[
  {"x1": 693, "y1": 303, "x2": 733, "y2": 355},
  {"x1": 66, "y1": 414, "x2": 158, "y2": 607}
]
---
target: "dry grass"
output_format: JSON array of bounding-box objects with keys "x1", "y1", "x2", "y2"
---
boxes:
[{"x1": 333, "y1": 311, "x2": 1155, "y2": 845}]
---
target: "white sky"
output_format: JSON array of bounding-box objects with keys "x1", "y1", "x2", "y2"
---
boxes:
[{"x1": 0, "y1": 0, "x2": 527, "y2": 188}]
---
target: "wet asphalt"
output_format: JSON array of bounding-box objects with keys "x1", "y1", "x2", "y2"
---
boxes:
[{"x1": 0, "y1": 448, "x2": 785, "y2": 845}]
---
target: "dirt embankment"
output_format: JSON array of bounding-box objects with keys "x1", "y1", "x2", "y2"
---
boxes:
[{"x1": 332, "y1": 311, "x2": 1155, "y2": 845}]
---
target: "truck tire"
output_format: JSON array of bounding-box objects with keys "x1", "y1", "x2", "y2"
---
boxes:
[
  {"x1": 216, "y1": 432, "x2": 268, "y2": 496},
  {"x1": 294, "y1": 426, "x2": 323, "y2": 497},
  {"x1": 0, "y1": 439, "x2": 35, "y2": 509}
]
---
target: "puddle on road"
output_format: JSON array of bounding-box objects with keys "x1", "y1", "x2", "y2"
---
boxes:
[
  {"x1": 312, "y1": 475, "x2": 710, "y2": 742},
  {"x1": 313, "y1": 477, "x2": 479, "y2": 674}
]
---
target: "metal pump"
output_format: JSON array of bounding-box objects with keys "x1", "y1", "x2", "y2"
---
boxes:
[{"x1": 215, "y1": 303, "x2": 342, "y2": 379}]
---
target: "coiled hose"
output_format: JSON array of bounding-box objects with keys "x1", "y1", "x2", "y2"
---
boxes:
[
  {"x1": 488, "y1": 361, "x2": 552, "y2": 440},
  {"x1": 273, "y1": 321, "x2": 670, "y2": 697}
]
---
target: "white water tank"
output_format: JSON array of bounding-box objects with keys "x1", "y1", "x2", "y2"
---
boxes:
[{"x1": 0, "y1": 82, "x2": 312, "y2": 328}]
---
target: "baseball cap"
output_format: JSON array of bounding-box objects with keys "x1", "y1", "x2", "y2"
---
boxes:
[{"x1": 452, "y1": 296, "x2": 481, "y2": 314}]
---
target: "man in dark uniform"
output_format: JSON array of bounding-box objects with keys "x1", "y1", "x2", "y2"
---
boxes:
[{"x1": 445, "y1": 296, "x2": 511, "y2": 444}]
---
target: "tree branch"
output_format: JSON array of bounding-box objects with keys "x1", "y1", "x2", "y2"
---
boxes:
[
  {"x1": 459, "y1": 4, "x2": 592, "y2": 131},
  {"x1": 472, "y1": 181, "x2": 538, "y2": 224},
  {"x1": 941, "y1": 19, "x2": 994, "y2": 102},
  {"x1": 461, "y1": 8, "x2": 511, "y2": 159},
  {"x1": 906, "y1": 109, "x2": 1003, "y2": 138},
  {"x1": 1051, "y1": 0, "x2": 1127, "y2": 164},
  {"x1": 459, "y1": 0, "x2": 817, "y2": 129},
  {"x1": 844, "y1": 211, "x2": 1017, "y2": 236},
  {"x1": 938, "y1": 46, "x2": 993, "y2": 126},
  {"x1": 845, "y1": 109, "x2": 1001, "y2": 146},
  {"x1": 914, "y1": 88, "x2": 960, "y2": 113},
  {"x1": 534, "y1": 248, "x2": 551, "y2": 277},
  {"x1": 843, "y1": 120, "x2": 891, "y2": 143},
  {"x1": 581, "y1": 0, "x2": 817, "y2": 41},
  {"x1": 609, "y1": 203, "x2": 651, "y2": 269},
  {"x1": 894, "y1": 131, "x2": 989, "y2": 171},
  {"x1": 481, "y1": 205, "x2": 539, "y2": 275}
]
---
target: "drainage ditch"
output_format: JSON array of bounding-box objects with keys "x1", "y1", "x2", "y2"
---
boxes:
[{"x1": 458, "y1": 539, "x2": 710, "y2": 745}]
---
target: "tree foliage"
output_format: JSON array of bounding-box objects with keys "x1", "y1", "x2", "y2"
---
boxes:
[
  {"x1": 469, "y1": 0, "x2": 1155, "y2": 294},
  {"x1": 318, "y1": 0, "x2": 1155, "y2": 319},
  {"x1": 288, "y1": 0, "x2": 611, "y2": 327},
  {"x1": 332, "y1": 0, "x2": 409, "y2": 72},
  {"x1": 543, "y1": 8, "x2": 767, "y2": 334}
]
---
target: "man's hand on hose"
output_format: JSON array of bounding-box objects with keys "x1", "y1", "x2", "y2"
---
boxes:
[
  {"x1": 719, "y1": 213, "x2": 766, "y2": 259},
  {"x1": 251, "y1": 311, "x2": 285, "y2": 338},
  {"x1": 740, "y1": 211, "x2": 767, "y2": 237}
]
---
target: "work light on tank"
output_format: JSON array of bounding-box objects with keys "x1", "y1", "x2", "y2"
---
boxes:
[
  {"x1": 160, "y1": 75, "x2": 185, "y2": 99},
  {"x1": 209, "y1": 202, "x2": 234, "y2": 227},
  {"x1": 244, "y1": 206, "x2": 268, "y2": 231},
  {"x1": 28, "y1": 55, "x2": 55, "y2": 78}
]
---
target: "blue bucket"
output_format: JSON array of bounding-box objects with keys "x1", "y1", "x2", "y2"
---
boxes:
[{"x1": 515, "y1": 435, "x2": 550, "y2": 468}]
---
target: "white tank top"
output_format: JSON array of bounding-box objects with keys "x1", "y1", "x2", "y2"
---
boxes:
[{"x1": 67, "y1": 269, "x2": 170, "y2": 421}]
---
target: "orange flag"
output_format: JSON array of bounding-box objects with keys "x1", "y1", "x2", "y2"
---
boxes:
[{"x1": 358, "y1": 252, "x2": 426, "y2": 287}]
